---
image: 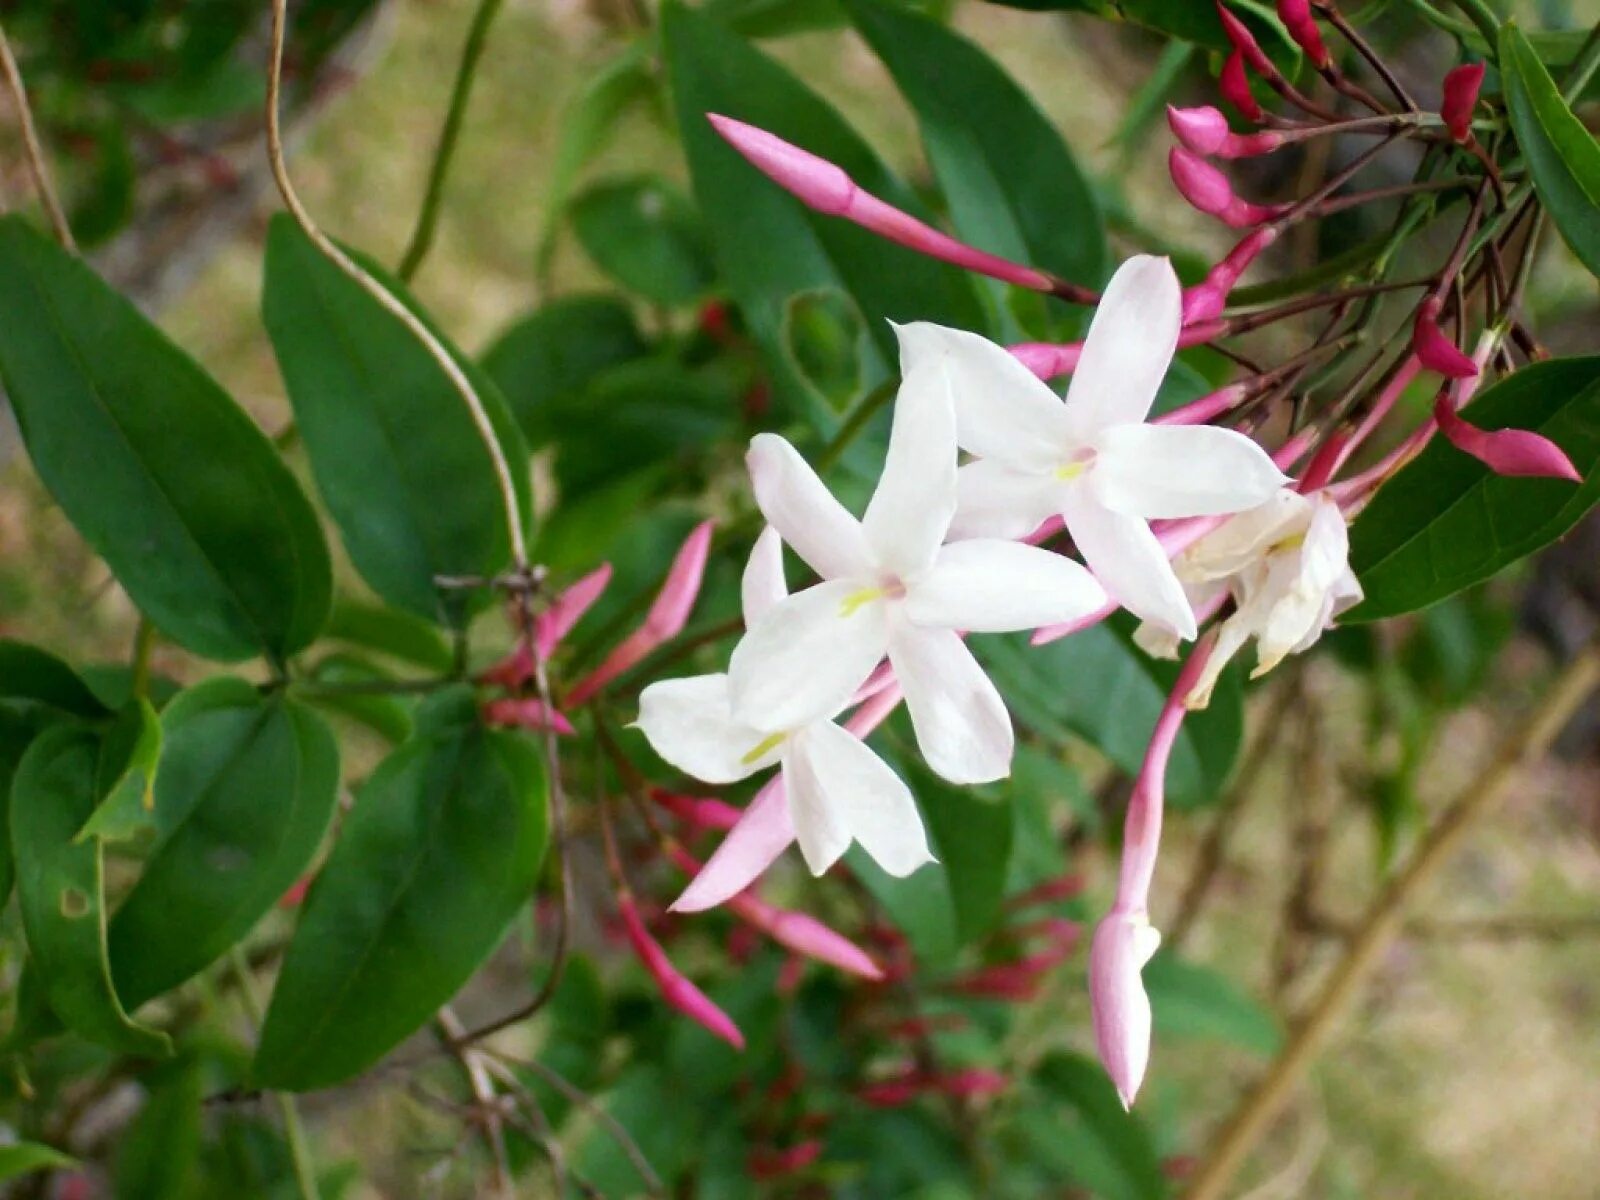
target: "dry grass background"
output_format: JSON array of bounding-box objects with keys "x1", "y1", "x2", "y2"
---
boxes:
[{"x1": 2, "y1": 1, "x2": 1598, "y2": 1195}]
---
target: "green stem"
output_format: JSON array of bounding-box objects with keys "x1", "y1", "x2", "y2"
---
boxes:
[
  {"x1": 228, "y1": 950, "x2": 321, "y2": 1200},
  {"x1": 130, "y1": 621, "x2": 155, "y2": 700},
  {"x1": 1446, "y1": 0, "x2": 1501, "y2": 48},
  {"x1": 396, "y1": 0, "x2": 505, "y2": 282},
  {"x1": 814, "y1": 378, "x2": 898, "y2": 475},
  {"x1": 1391, "y1": 0, "x2": 1475, "y2": 38},
  {"x1": 1561, "y1": 21, "x2": 1600, "y2": 102}
]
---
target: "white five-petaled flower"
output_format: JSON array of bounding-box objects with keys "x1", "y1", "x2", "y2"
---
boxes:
[
  {"x1": 899, "y1": 255, "x2": 1289, "y2": 640},
  {"x1": 727, "y1": 331, "x2": 1108, "y2": 785},
  {"x1": 636, "y1": 528, "x2": 935, "y2": 877},
  {"x1": 1135, "y1": 488, "x2": 1362, "y2": 707}
]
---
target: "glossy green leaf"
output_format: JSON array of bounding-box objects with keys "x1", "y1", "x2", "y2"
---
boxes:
[
  {"x1": 847, "y1": 0, "x2": 1106, "y2": 297},
  {"x1": 1143, "y1": 953, "x2": 1281, "y2": 1056},
  {"x1": 254, "y1": 689, "x2": 548, "y2": 1090},
  {"x1": 481, "y1": 294, "x2": 650, "y2": 449},
  {"x1": 10, "y1": 726, "x2": 172, "y2": 1057},
  {"x1": 1348, "y1": 357, "x2": 1600, "y2": 621},
  {"x1": 262, "y1": 215, "x2": 531, "y2": 626},
  {"x1": 911, "y1": 759, "x2": 1014, "y2": 944},
  {"x1": 1031, "y1": 1052, "x2": 1168, "y2": 1200},
  {"x1": 324, "y1": 599, "x2": 454, "y2": 673},
  {"x1": 0, "y1": 641, "x2": 110, "y2": 717},
  {"x1": 981, "y1": 0, "x2": 1297, "y2": 66},
  {"x1": 1502, "y1": 25, "x2": 1600, "y2": 278},
  {"x1": 74, "y1": 698, "x2": 162, "y2": 845},
  {"x1": 0, "y1": 215, "x2": 332, "y2": 663},
  {"x1": 980, "y1": 620, "x2": 1243, "y2": 808},
  {"x1": 570, "y1": 175, "x2": 717, "y2": 305},
  {"x1": 663, "y1": 0, "x2": 989, "y2": 426},
  {"x1": 0, "y1": 1142, "x2": 77, "y2": 1182},
  {"x1": 107, "y1": 678, "x2": 340, "y2": 1009}
]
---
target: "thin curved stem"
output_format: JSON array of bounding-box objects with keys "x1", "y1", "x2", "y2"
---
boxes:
[
  {"x1": 397, "y1": 0, "x2": 504, "y2": 282},
  {"x1": 265, "y1": 0, "x2": 527, "y2": 569},
  {"x1": 0, "y1": 19, "x2": 76, "y2": 250}
]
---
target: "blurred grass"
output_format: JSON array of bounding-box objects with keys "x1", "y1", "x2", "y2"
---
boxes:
[{"x1": 2, "y1": 1, "x2": 1598, "y2": 1194}]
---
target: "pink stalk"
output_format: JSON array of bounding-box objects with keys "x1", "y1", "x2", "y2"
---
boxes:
[
  {"x1": 1277, "y1": 0, "x2": 1331, "y2": 69},
  {"x1": 618, "y1": 891, "x2": 745, "y2": 1049},
  {"x1": 1010, "y1": 322, "x2": 1224, "y2": 382},
  {"x1": 1169, "y1": 148, "x2": 1288, "y2": 228},
  {"x1": 708, "y1": 114, "x2": 1088, "y2": 299},
  {"x1": 1328, "y1": 355, "x2": 1424, "y2": 478},
  {"x1": 1004, "y1": 873, "x2": 1086, "y2": 910},
  {"x1": 566, "y1": 521, "x2": 713, "y2": 705},
  {"x1": 481, "y1": 697, "x2": 576, "y2": 736},
  {"x1": 665, "y1": 843, "x2": 884, "y2": 979},
  {"x1": 1441, "y1": 63, "x2": 1485, "y2": 144},
  {"x1": 651, "y1": 789, "x2": 743, "y2": 832},
  {"x1": 1089, "y1": 639, "x2": 1214, "y2": 1108},
  {"x1": 1220, "y1": 49, "x2": 1264, "y2": 122},
  {"x1": 1434, "y1": 400, "x2": 1581, "y2": 482},
  {"x1": 1412, "y1": 297, "x2": 1478, "y2": 379},
  {"x1": 1182, "y1": 228, "x2": 1278, "y2": 322},
  {"x1": 1166, "y1": 105, "x2": 1285, "y2": 158},
  {"x1": 1153, "y1": 382, "x2": 1248, "y2": 426}
]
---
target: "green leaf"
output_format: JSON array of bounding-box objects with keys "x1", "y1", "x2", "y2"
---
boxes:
[
  {"x1": 911, "y1": 759, "x2": 1013, "y2": 944},
  {"x1": 0, "y1": 641, "x2": 110, "y2": 717},
  {"x1": 568, "y1": 1065, "x2": 698, "y2": 1193},
  {"x1": 980, "y1": 0, "x2": 1297, "y2": 66},
  {"x1": 114, "y1": 1058, "x2": 205, "y2": 1200},
  {"x1": 10, "y1": 726, "x2": 172, "y2": 1057},
  {"x1": 980, "y1": 620, "x2": 1243, "y2": 809},
  {"x1": 1502, "y1": 25, "x2": 1600, "y2": 278},
  {"x1": 701, "y1": 0, "x2": 851, "y2": 38},
  {"x1": 847, "y1": 0, "x2": 1106, "y2": 297},
  {"x1": 1031, "y1": 1052, "x2": 1168, "y2": 1200},
  {"x1": 782, "y1": 288, "x2": 867, "y2": 413},
  {"x1": 849, "y1": 842, "x2": 958, "y2": 965},
  {"x1": 107, "y1": 678, "x2": 341, "y2": 1010},
  {"x1": 254, "y1": 689, "x2": 548, "y2": 1090},
  {"x1": 74, "y1": 698, "x2": 162, "y2": 845},
  {"x1": 324, "y1": 599, "x2": 455, "y2": 673},
  {"x1": 663, "y1": 0, "x2": 989, "y2": 427},
  {"x1": 0, "y1": 1142, "x2": 77, "y2": 1183},
  {"x1": 0, "y1": 708, "x2": 54, "y2": 906},
  {"x1": 1143, "y1": 953, "x2": 1281, "y2": 1056},
  {"x1": 302, "y1": 652, "x2": 417, "y2": 744},
  {"x1": 0, "y1": 216, "x2": 332, "y2": 663},
  {"x1": 481, "y1": 294, "x2": 650, "y2": 449},
  {"x1": 1347, "y1": 357, "x2": 1600, "y2": 621},
  {"x1": 262, "y1": 215, "x2": 531, "y2": 626},
  {"x1": 570, "y1": 175, "x2": 717, "y2": 306}
]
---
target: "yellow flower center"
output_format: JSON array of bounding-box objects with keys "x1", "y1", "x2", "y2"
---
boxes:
[
  {"x1": 839, "y1": 585, "x2": 887, "y2": 618},
  {"x1": 740, "y1": 731, "x2": 787, "y2": 765}
]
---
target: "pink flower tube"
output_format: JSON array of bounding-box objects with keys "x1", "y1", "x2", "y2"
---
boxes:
[
  {"x1": 1169, "y1": 148, "x2": 1288, "y2": 229},
  {"x1": 618, "y1": 891, "x2": 745, "y2": 1049},
  {"x1": 1166, "y1": 105, "x2": 1284, "y2": 158}
]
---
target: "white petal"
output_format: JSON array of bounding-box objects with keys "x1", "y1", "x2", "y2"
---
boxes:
[
  {"x1": 1063, "y1": 255, "x2": 1183, "y2": 435},
  {"x1": 1090, "y1": 423, "x2": 1289, "y2": 520},
  {"x1": 728, "y1": 579, "x2": 888, "y2": 732},
  {"x1": 746, "y1": 434, "x2": 873, "y2": 581},
  {"x1": 1062, "y1": 488, "x2": 1197, "y2": 640},
  {"x1": 888, "y1": 625, "x2": 1013, "y2": 784},
  {"x1": 741, "y1": 526, "x2": 788, "y2": 626},
  {"x1": 892, "y1": 321, "x2": 1069, "y2": 471},
  {"x1": 904, "y1": 539, "x2": 1107, "y2": 633},
  {"x1": 948, "y1": 458, "x2": 1066, "y2": 541},
  {"x1": 635, "y1": 675, "x2": 778, "y2": 785},
  {"x1": 783, "y1": 739, "x2": 853, "y2": 875},
  {"x1": 1183, "y1": 611, "x2": 1253, "y2": 709},
  {"x1": 1298, "y1": 494, "x2": 1352, "y2": 594},
  {"x1": 1177, "y1": 490, "x2": 1309, "y2": 582},
  {"x1": 791, "y1": 721, "x2": 934, "y2": 877},
  {"x1": 861, "y1": 364, "x2": 958, "y2": 577}
]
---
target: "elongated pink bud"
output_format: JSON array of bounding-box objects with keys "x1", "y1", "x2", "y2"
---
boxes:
[
  {"x1": 1170, "y1": 149, "x2": 1286, "y2": 228},
  {"x1": 537, "y1": 563, "x2": 613, "y2": 659},
  {"x1": 1166, "y1": 105, "x2": 1283, "y2": 158},
  {"x1": 1277, "y1": 0, "x2": 1330, "y2": 69},
  {"x1": 1220, "y1": 49, "x2": 1264, "y2": 121},
  {"x1": 1434, "y1": 400, "x2": 1581, "y2": 482},
  {"x1": 619, "y1": 892, "x2": 745, "y2": 1049},
  {"x1": 708, "y1": 113, "x2": 1065, "y2": 295},
  {"x1": 1182, "y1": 227, "x2": 1278, "y2": 322},
  {"x1": 1216, "y1": 3, "x2": 1274, "y2": 74},
  {"x1": 1412, "y1": 297, "x2": 1478, "y2": 380},
  {"x1": 1441, "y1": 62, "x2": 1484, "y2": 144},
  {"x1": 1089, "y1": 909, "x2": 1162, "y2": 1109},
  {"x1": 652, "y1": 788, "x2": 742, "y2": 832},
  {"x1": 566, "y1": 521, "x2": 713, "y2": 705},
  {"x1": 481, "y1": 697, "x2": 576, "y2": 736}
]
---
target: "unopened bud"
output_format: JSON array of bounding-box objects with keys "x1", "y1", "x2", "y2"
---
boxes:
[
  {"x1": 1441, "y1": 62, "x2": 1485, "y2": 144},
  {"x1": 1166, "y1": 105, "x2": 1284, "y2": 158},
  {"x1": 1412, "y1": 297, "x2": 1478, "y2": 380},
  {"x1": 1434, "y1": 399, "x2": 1581, "y2": 482},
  {"x1": 1089, "y1": 909, "x2": 1162, "y2": 1109},
  {"x1": 1277, "y1": 0, "x2": 1331, "y2": 69},
  {"x1": 1220, "y1": 49, "x2": 1264, "y2": 121},
  {"x1": 1169, "y1": 148, "x2": 1286, "y2": 228}
]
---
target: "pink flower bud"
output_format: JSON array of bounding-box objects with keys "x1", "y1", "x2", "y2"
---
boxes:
[
  {"x1": 1441, "y1": 62, "x2": 1485, "y2": 144},
  {"x1": 1220, "y1": 49, "x2": 1264, "y2": 121},
  {"x1": 858, "y1": 1076, "x2": 921, "y2": 1108},
  {"x1": 481, "y1": 697, "x2": 576, "y2": 736},
  {"x1": 1433, "y1": 399, "x2": 1582, "y2": 482},
  {"x1": 1089, "y1": 909, "x2": 1162, "y2": 1109},
  {"x1": 1009, "y1": 340, "x2": 1081, "y2": 379},
  {"x1": 1182, "y1": 228, "x2": 1277, "y2": 322},
  {"x1": 1166, "y1": 106, "x2": 1284, "y2": 159},
  {"x1": 1277, "y1": 0, "x2": 1331, "y2": 69},
  {"x1": 1169, "y1": 148, "x2": 1287, "y2": 228},
  {"x1": 708, "y1": 113, "x2": 1060, "y2": 293},
  {"x1": 747, "y1": 1141, "x2": 823, "y2": 1180},
  {"x1": 1412, "y1": 297, "x2": 1478, "y2": 380},
  {"x1": 566, "y1": 520, "x2": 713, "y2": 705},
  {"x1": 536, "y1": 562, "x2": 613, "y2": 659},
  {"x1": 1216, "y1": 2, "x2": 1274, "y2": 74},
  {"x1": 651, "y1": 788, "x2": 743, "y2": 832},
  {"x1": 619, "y1": 892, "x2": 745, "y2": 1049}
]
